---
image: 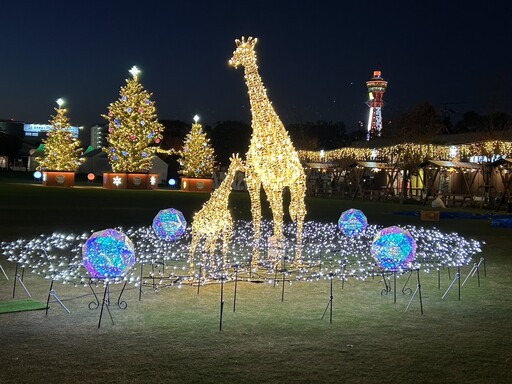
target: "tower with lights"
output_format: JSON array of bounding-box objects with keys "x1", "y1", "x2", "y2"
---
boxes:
[{"x1": 366, "y1": 70, "x2": 388, "y2": 140}]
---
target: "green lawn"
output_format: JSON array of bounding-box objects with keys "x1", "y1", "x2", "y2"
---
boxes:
[{"x1": 0, "y1": 174, "x2": 511, "y2": 383}]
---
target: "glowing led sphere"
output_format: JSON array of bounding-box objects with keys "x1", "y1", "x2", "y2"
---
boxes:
[
  {"x1": 168, "y1": 178, "x2": 176, "y2": 186},
  {"x1": 33, "y1": 171, "x2": 42, "y2": 179},
  {"x1": 152, "y1": 208, "x2": 187, "y2": 241},
  {"x1": 87, "y1": 173, "x2": 95, "y2": 181},
  {"x1": 82, "y1": 229, "x2": 135, "y2": 278},
  {"x1": 338, "y1": 209, "x2": 368, "y2": 237},
  {"x1": 371, "y1": 226, "x2": 417, "y2": 271}
]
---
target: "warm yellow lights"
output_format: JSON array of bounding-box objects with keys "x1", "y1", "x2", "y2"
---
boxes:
[
  {"x1": 178, "y1": 117, "x2": 216, "y2": 178},
  {"x1": 188, "y1": 154, "x2": 245, "y2": 273},
  {"x1": 102, "y1": 67, "x2": 163, "y2": 172},
  {"x1": 37, "y1": 103, "x2": 84, "y2": 172},
  {"x1": 299, "y1": 141, "x2": 512, "y2": 164},
  {"x1": 230, "y1": 36, "x2": 307, "y2": 269}
]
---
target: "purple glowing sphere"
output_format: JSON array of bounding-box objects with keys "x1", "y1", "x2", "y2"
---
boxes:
[
  {"x1": 82, "y1": 229, "x2": 135, "y2": 278},
  {"x1": 338, "y1": 208, "x2": 368, "y2": 237},
  {"x1": 371, "y1": 226, "x2": 417, "y2": 271},
  {"x1": 152, "y1": 208, "x2": 187, "y2": 241}
]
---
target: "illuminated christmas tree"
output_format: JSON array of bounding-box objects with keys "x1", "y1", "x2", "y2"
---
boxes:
[
  {"x1": 38, "y1": 99, "x2": 83, "y2": 171},
  {"x1": 103, "y1": 66, "x2": 163, "y2": 172},
  {"x1": 178, "y1": 115, "x2": 216, "y2": 178}
]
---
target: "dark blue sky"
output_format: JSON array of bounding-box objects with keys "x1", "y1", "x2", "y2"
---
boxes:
[{"x1": 2, "y1": 1, "x2": 510, "y2": 128}]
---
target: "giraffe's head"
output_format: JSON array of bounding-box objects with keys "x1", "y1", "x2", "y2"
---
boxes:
[
  {"x1": 229, "y1": 36, "x2": 258, "y2": 69},
  {"x1": 228, "y1": 153, "x2": 245, "y2": 173}
]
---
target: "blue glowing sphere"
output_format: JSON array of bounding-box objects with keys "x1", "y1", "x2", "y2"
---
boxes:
[
  {"x1": 33, "y1": 171, "x2": 42, "y2": 179},
  {"x1": 371, "y1": 226, "x2": 417, "y2": 271},
  {"x1": 152, "y1": 208, "x2": 187, "y2": 241},
  {"x1": 168, "y1": 178, "x2": 176, "y2": 186},
  {"x1": 82, "y1": 229, "x2": 135, "y2": 278},
  {"x1": 338, "y1": 208, "x2": 368, "y2": 237}
]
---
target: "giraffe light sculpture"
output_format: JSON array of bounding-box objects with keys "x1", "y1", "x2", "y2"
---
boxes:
[
  {"x1": 188, "y1": 154, "x2": 245, "y2": 275},
  {"x1": 229, "y1": 36, "x2": 307, "y2": 269}
]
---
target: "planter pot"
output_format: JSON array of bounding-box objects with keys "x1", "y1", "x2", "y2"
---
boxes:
[
  {"x1": 103, "y1": 172, "x2": 159, "y2": 190},
  {"x1": 42, "y1": 171, "x2": 75, "y2": 187},
  {"x1": 180, "y1": 177, "x2": 213, "y2": 193}
]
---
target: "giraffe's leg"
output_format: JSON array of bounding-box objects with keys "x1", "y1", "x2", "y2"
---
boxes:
[
  {"x1": 221, "y1": 220, "x2": 233, "y2": 272},
  {"x1": 246, "y1": 172, "x2": 262, "y2": 269},
  {"x1": 266, "y1": 187, "x2": 285, "y2": 269},
  {"x1": 188, "y1": 230, "x2": 200, "y2": 276},
  {"x1": 209, "y1": 236, "x2": 219, "y2": 272},
  {"x1": 202, "y1": 237, "x2": 214, "y2": 275},
  {"x1": 289, "y1": 175, "x2": 307, "y2": 267}
]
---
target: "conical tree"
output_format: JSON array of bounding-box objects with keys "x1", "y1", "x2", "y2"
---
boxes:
[
  {"x1": 38, "y1": 99, "x2": 83, "y2": 171},
  {"x1": 102, "y1": 66, "x2": 163, "y2": 172},
  {"x1": 178, "y1": 115, "x2": 216, "y2": 178}
]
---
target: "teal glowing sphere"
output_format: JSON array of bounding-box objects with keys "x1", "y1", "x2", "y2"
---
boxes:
[
  {"x1": 152, "y1": 208, "x2": 187, "y2": 241},
  {"x1": 338, "y1": 209, "x2": 368, "y2": 237},
  {"x1": 82, "y1": 229, "x2": 135, "y2": 278},
  {"x1": 371, "y1": 226, "x2": 417, "y2": 271}
]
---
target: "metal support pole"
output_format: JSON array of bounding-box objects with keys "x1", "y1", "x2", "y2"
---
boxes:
[
  {"x1": 219, "y1": 276, "x2": 225, "y2": 332},
  {"x1": 233, "y1": 267, "x2": 238, "y2": 313}
]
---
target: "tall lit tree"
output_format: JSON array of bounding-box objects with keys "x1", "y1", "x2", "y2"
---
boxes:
[
  {"x1": 38, "y1": 98, "x2": 83, "y2": 171},
  {"x1": 178, "y1": 115, "x2": 216, "y2": 178},
  {"x1": 103, "y1": 66, "x2": 163, "y2": 172}
]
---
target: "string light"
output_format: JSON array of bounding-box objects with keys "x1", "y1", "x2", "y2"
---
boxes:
[
  {"x1": 1, "y1": 220, "x2": 482, "y2": 287},
  {"x1": 299, "y1": 141, "x2": 512, "y2": 164},
  {"x1": 178, "y1": 115, "x2": 216, "y2": 178},
  {"x1": 188, "y1": 154, "x2": 244, "y2": 273},
  {"x1": 102, "y1": 66, "x2": 163, "y2": 172},
  {"x1": 37, "y1": 100, "x2": 84, "y2": 172},
  {"x1": 230, "y1": 36, "x2": 307, "y2": 268}
]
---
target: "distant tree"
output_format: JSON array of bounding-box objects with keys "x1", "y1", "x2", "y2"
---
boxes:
[
  {"x1": 287, "y1": 122, "x2": 318, "y2": 150},
  {"x1": 102, "y1": 67, "x2": 163, "y2": 173},
  {"x1": 0, "y1": 133, "x2": 22, "y2": 159},
  {"x1": 159, "y1": 119, "x2": 189, "y2": 151},
  {"x1": 178, "y1": 117, "x2": 216, "y2": 178},
  {"x1": 453, "y1": 111, "x2": 511, "y2": 137},
  {"x1": 38, "y1": 105, "x2": 83, "y2": 171},
  {"x1": 383, "y1": 102, "x2": 443, "y2": 143},
  {"x1": 288, "y1": 121, "x2": 349, "y2": 150},
  {"x1": 209, "y1": 121, "x2": 251, "y2": 166}
]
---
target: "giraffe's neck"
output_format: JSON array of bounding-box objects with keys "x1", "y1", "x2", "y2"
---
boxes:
[
  {"x1": 244, "y1": 63, "x2": 279, "y2": 132},
  {"x1": 211, "y1": 166, "x2": 239, "y2": 205}
]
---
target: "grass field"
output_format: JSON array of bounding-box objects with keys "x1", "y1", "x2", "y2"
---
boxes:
[{"x1": 0, "y1": 173, "x2": 511, "y2": 383}]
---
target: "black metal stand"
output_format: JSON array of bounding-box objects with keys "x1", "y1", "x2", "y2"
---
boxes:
[
  {"x1": 139, "y1": 263, "x2": 144, "y2": 301},
  {"x1": 441, "y1": 266, "x2": 461, "y2": 301},
  {"x1": 321, "y1": 275, "x2": 334, "y2": 324},
  {"x1": 405, "y1": 269, "x2": 424, "y2": 315},
  {"x1": 233, "y1": 265, "x2": 239, "y2": 313},
  {"x1": 401, "y1": 270, "x2": 414, "y2": 295},
  {"x1": 45, "y1": 279, "x2": 70, "y2": 315},
  {"x1": 219, "y1": 276, "x2": 225, "y2": 332},
  {"x1": 0, "y1": 263, "x2": 8, "y2": 280},
  {"x1": 380, "y1": 272, "x2": 391, "y2": 296},
  {"x1": 462, "y1": 257, "x2": 484, "y2": 288},
  {"x1": 12, "y1": 263, "x2": 31, "y2": 298},
  {"x1": 98, "y1": 282, "x2": 114, "y2": 328},
  {"x1": 88, "y1": 280, "x2": 128, "y2": 328},
  {"x1": 197, "y1": 265, "x2": 203, "y2": 295}
]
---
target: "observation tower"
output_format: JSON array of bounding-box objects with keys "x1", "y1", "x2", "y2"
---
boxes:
[{"x1": 365, "y1": 70, "x2": 388, "y2": 140}]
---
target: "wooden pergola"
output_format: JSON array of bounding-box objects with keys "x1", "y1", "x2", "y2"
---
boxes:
[
  {"x1": 491, "y1": 158, "x2": 512, "y2": 211},
  {"x1": 348, "y1": 161, "x2": 401, "y2": 201},
  {"x1": 418, "y1": 160, "x2": 482, "y2": 207}
]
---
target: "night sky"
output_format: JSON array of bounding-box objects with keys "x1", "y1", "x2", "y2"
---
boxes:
[{"x1": 2, "y1": 1, "x2": 511, "y2": 129}]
